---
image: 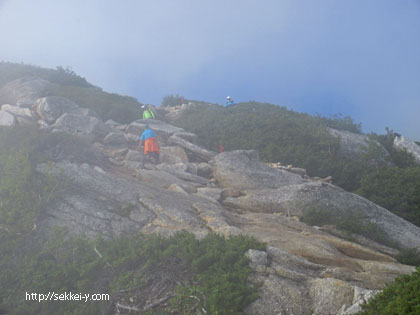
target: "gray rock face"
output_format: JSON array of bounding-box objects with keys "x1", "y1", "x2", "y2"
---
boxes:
[
  {"x1": 213, "y1": 150, "x2": 305, "y2": 189},
  {"x1": 50, "y1": 113, "x2": 111, "y2": 139},
  {"x1": 0, "y1": 76, "x2": 52, "y2": 105},
  {"x1": 245, "y1": 249, "x2": 268, "y2": 268},
  {"x1": 310, "y1": 278, "x2": 354, "y2": 315},
  {"x1": 156, "y1": 163, "x2": 210, "y2": 185},
  {"x1": 394, "y1": 135, "x2": 420, "y2": 164},
  {"x1": 159, "y1": 146, "x2": 189, "y2": 164},
  {"x1": 35, "y1": 161, "x2": 228, "y2": 238},
  {"x1": 196, "y1": 187, "x2": 222, "y2": 202},
  {"x1": 36, "y1": 162, "x2": 156, "y2": 238},
  {"x1": 0, "y1": 110, "x2": 16, "y2": 126},
  {"x1": 1, "y1": 104, "x2": 33, "y2": 118},
  {"x1": 169, "y1": 133, "x2": 216, "y2": 162},
  {"x1": 224, "y1": 180, "x2": 420, "y2": 249},
  {"x1": 34, "y1": 96, "x2": 98, "y2": 124},
  {"x1": 338, "y1": 287, "x2": 379, "y2": 315},
  {"x1": 126, "y1": 120, "x2": 184, "y2": 138},
  {"x1": 103, "y1": 132, "x2": 127, "y2": 146},
  {"x1": 328, "y1": 128, "x2": 389, "y2": 160},
  {"x1": 34, "y1": 96, "x2": 80, "y2": 123}
]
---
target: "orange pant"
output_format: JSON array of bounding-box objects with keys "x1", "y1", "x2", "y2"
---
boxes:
[{"x1": 144, "y1": 137, "x2": 159, "y2": 155}]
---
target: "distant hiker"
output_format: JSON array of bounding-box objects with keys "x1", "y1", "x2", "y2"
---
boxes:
[
  {"x1": 226, "y1": 96, "x2": 234, "y2": 107},
  {"x1": 219, "y1": 144, "x2": 224, "y2": 153},
  {"x1": 137, "y1": 125, "x2": 160, "y2": 163},
  {"x1": 181, "y1": 98, "x2": 185, "y2": 105},
  {"x1": 142, "y1": 105, "x2": 155, "y2": 120}
]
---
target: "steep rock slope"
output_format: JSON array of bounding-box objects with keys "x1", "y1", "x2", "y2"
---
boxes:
[{"x1": 1, "y1": 76, "x2": 419, "y2": 315}]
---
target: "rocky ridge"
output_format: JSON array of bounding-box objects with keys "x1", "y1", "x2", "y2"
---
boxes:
[{"x1": 1, "y1": 77, "x2": 419, "y2": 314}]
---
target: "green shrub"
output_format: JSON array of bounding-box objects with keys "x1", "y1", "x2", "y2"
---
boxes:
[
  {"x1": 396, "y1": 248, "x2": 420, "y2": 267},
  {"x1": 161, "y1": 94, "x2": 184, "y2": 107},
  {"x1": 51, "y1": 85, "x2": 141, "y2": 124},
  {"x1": 357, "y1": 267, "x2": 420, "y2": 314},
  {"x1": 357, "y1": 166, "x2": 420, "y2": 227},
  {"x1": 0, "y1": 229, "x2": 265, "y2": 314},
  {"x1": 0, "y1": 62, "x2": 91, "y2": 88},
  {"x1": 318, "y1": 113, "x2": 362, "y2": 133}
]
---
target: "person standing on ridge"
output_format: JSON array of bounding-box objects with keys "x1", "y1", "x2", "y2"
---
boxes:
[
  {"x1": 142, "y1": 105, "x2": 155, "y2": 120},
  {"x1": 226, "y1": 96, "x2": 234, "y2": 107},
  {"x1": 137, "y1": 125, "x2": 160, "y2": 163}
]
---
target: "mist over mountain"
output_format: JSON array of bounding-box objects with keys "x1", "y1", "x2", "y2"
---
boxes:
[{"x1": 0, "y1": 63, "x2": 419, "y2": 314}]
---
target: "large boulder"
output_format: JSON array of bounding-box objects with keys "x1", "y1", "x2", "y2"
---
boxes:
[
  {"x1": 35, "y1": 161, "x2": 214, "y2": 238},
  {"x1": 328, "y1": 128, "x2": 389, "y2": 160},
  {"x1": 34, "y1": 96, "x2": 98, "y2": 124},
  {"x1": 0, "y1": 110, "x2": 16, "y2": 126},
  {"x1": 0, "y1": 77, "x2": 52, "y2": 105},
  {"x1": 1, "y1": 104, "x2": 33, "y2": 118},
  {"x1": 126, "y1": 120, "x2": 184, "y2": 138},
  {"x1": 169, "y1": 133, "x2": 217, "y2": 162},
  {"x1": 393, "y1": 135, "x2": 420, "y2": 164},
  {"x1": 50, "y1": 113, "x2": 111, "y2": 139},
  {"x1": 213, "y1": 150, "x2": 305, "y2": 189},
  {"x1": 159, "y1": 146, "x2": 189, "y2": 164},
  {"x1": 224, "y1": 181, "x2": 420, "y2": 249},
  {"x1": 156, "y1": 163, "x2": 210, "y2": 185},
  {"x1": 310, "y1": 278, "x2": 354, "y2": 315},
  {"x1": 103, "y1": 132, "x2": 128, "y2": 146}
]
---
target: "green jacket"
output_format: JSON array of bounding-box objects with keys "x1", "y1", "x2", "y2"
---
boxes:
[{"x1": 143, "y1": 108, "x2": 155, "y2": 120}]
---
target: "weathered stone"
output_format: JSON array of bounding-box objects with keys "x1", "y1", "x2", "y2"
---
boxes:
[
  {"x1": 126, "y1": 120, "x2": 184, "y2": 138},
  {"x1": 34, "y1": 96, "x2": 79, "y2": 123},
  {"x1": 15, "y1": 115, "x2": 37, "y2": 127},
  {"x1": 221, "y1": 188, "x2": 242, "y2": 199},
  {"x1": 310, "y1": 278, "x2": 354, "y2": 315},
  {"x1": 0, "y1": 76, "x2": 52, "y2": 105},
  {"x1": 338, "y1": 287, "x2": 380, "y2": 315},
  {"x1": 1, "y1": 104, "x2": 33, "y2": 117},
  {"x1": 245, "y1": 275, "x2": 312, "y2": 315},
  {"x1": 0, "y1": 110, "x2": 16, "y2": 126},
  {"x1": 50, "y1": 113, "x2": 111, "y2": 139},
  {"x1": 159, "y1": 146, "x2": 189, "y2": 164},
  {"x1": 213, "y1": 150, "x2": 305, "y2": 190},
  {"x1": 169, "y1": 134, "x2": 217, "y2": 162},
  {"x1": 156, "y1": 163, "x2": 209, "y2": 185},
  {"x1": 327, "y1": 128, "x2": 389, "y2": 161},
  {"x1": 103, "y1": 132, "x2": 127, "y2": 146},
  {"x1": 168, "y1": 184, "x2": 189, "y2": 195},
  {"x1": 246, "y1": 249, "x2": 268, "y2": 268},
  {"x1": 105, "y1": 119, "x2": 121, "y2": 127},
  {"x1": 224, "y1": 181, "x2": 420, "y2": 249},
  {"x1": 196, "y1": 187, "x2": 222, "y2": 201},
  {"x1": 289, "y1": 167, "x2": 307, "y2": 177},
  {"x1": 112, "y1": 147, "x2": 129, "y2": 158},
  {"x1": 35, "y1": 161, "x2": 156, "y2": 238},
  {"x1": 197, "y1": 162, "x2": 213, "y2": 178},
  {"x1": 172, "y1": 131, "x2": 197, "y2": 143},
  {"x1": 191, "y1": 202, "x2": 242, "y2": 237},
  {"x1": 394, "y1": 135, "x2": 420, "y2": 164},
  {"x1": 134, "y1": 169, "x2": 199, "y2": 194}
]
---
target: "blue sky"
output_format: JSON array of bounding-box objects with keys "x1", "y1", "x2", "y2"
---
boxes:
[{"x1": 0, "y1": 0, "x2": 419, "y2": 139}]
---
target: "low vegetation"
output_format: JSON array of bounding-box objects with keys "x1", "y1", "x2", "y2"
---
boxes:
[
  {"x1": 0, "y1": 229, "x2": 264, "y2": 314},
  {"x1": 357, "y1": 267, "x2": 420, "y2": 314}
]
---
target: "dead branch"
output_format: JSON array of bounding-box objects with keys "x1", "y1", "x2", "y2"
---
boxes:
[
  {"x1": 115, "y1": 302, "x2": 140, "y2": 312},
  {"x1": 143, "y1": 294, "x2": 174, "y2": 311}
]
